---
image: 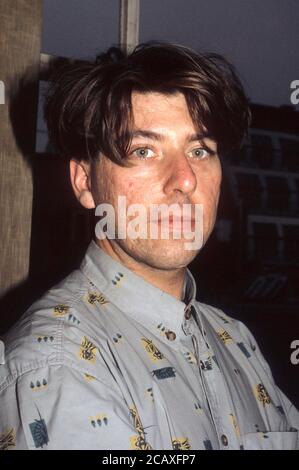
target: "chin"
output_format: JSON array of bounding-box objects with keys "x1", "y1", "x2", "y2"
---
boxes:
[{"x1": 121, "y1": 238, "x2": 201, "y2": 271}]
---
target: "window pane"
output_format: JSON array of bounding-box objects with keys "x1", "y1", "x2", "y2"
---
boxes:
[
  {"x1": 279, "y1": 138, "x2": 299, "y2": 172},
  {"x1": 283, "y1": 225, "x2": 299, "y2": 260},
  {"x1": 42, "y1": 0, "x2": 119, "y2": 60},
  {"x1": 250, "y1": 134, "x2": 273, "y2": 169},
  {"x1": 235, "y1": 172, "x2": 262, "y2": 210},
  {"x1": 252, "y1": 222, "x2": 279, "y2": 260},
  {"x1": 266, "y1": 177, "x2": 289, "y2": 211}
]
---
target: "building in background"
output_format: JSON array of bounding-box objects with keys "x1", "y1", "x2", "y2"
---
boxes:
[{"x1": 202, "y1": 104, "x2": 299, "y2": 306}]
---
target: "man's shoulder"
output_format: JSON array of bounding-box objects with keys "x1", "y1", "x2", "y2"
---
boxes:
[
  {"x1": 194, "y1": 300, "x2": 254, "y2": 342},
  {"x1": 0, "y1": 269, "x2": 93, "y2": 389},
  {"x1": 194, "y1": 299, "x2": 235, "y2": 322}
]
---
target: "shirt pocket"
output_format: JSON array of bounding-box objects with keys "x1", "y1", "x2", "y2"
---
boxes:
[{"x1": 242, "y1": 431, "x2": 298, "y2": 450}]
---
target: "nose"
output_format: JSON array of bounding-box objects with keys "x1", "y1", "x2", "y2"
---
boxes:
[{"x1": 163, "y1": 152, "x2": 197, "y2": 199}]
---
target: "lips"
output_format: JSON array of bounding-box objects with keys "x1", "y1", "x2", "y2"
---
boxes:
[{"x1": 153, "y1": 216, "x2": 195, "y2": 232}]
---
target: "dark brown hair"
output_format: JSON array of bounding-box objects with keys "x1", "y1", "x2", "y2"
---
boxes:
[{"x1": 44, "y1": 41, "x2": 251, "y2": 164}]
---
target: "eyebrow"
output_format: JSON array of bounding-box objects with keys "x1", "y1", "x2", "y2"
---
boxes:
[{"x1": 130, "y1": 130, "x2": 214, "y2": 143}]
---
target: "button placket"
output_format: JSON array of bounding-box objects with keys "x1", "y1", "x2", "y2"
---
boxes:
[
  {"x1": 184, "y1": 307, "x2": 192, "y2": 320},
  {"x1": 182, "y1": 305, "x2": 195, "y2": 336},
  {"x1": 192, "y1": 331, "x2": 224, "y2": 446},
  {"x1": 0, "y1": 340, "x2": 5, "y2": 364}
]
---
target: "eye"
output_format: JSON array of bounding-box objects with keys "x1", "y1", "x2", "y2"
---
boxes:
[
  {"x1": 190, "y1": 147, "x2": 211, "y2": 159},
  {"x1": 132, "y1": 147, "x2": 155, "y2": 159}
]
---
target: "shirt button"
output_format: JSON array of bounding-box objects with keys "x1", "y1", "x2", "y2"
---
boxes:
[
  {"x1": 184, "y1": 306, "x2": 192, "y2": 320},
  {"x1": 221, "y1": 434, "x2": 228, "y2": 447},
  {"x1": 165, "y1": 331, "x2": 176, "y2": 341}
]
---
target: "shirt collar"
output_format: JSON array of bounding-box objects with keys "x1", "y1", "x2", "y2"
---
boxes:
[{"x1": 80, "y1": 241, "x2": 197, "y2": 340}]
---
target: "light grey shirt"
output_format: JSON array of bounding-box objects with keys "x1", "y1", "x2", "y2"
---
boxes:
[{"x1": 0, "y1": 241, "x2": 298, "y2": 450}]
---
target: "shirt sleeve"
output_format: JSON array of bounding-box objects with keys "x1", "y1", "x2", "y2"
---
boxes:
[{"x1": 0, "y1": 363, "x2": 140, "y2": 450}]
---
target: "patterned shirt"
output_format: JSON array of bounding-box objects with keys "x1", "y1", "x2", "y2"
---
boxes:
[{"x1": 0, "y1": 241, "x2": 298, "y2": 450}]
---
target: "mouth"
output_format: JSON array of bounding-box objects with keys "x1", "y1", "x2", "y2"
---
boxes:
[{"x1": 152, "y1": 216, "x2": 195, "y2": 231}]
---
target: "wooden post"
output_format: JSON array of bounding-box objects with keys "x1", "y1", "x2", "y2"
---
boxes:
[
  {"x1": 0, "y1": 0, "x2": 42, "y2": 296},
  {"x1": 119, "y1": 0, "x2": 140, "y2": 53}
]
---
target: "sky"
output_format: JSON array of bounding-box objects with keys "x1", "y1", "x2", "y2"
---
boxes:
[{"x1": 42, "y1": 0, "x2": 299, "y2": 107}]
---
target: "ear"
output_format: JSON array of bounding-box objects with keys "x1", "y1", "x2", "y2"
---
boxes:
[{"x1": 69, "y1": 159, "x2": 96, "y2": 209}]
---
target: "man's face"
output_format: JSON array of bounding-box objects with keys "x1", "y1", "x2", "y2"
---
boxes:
[{"x1": 90, "y1": 91, "x2": 222, "y2": 270}]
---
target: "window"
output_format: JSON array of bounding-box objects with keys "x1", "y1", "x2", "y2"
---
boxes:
[
  {"x1": 227, "y1": 147, "x2": 247, "y2": 165},
  {"x1": 266, "y1": 176, "x2": 289, "y2": 212},
  {"x1": 283, "y1": 225, "x2": 299, "y2": 261},
  {"x1": 250, "y1": 134, "x2": 273, "y2": 169},
  {"x1": 279, "y1": 138, "x2": 299, "y2": 172},
  {"x1": 235, "y1": 172, "x2": 262, "y2": 210},
  {"x1": 42, "y1": 0, "x2": 119, "y2": 60},
  {"x1": 252, "y1": 222, "x2": 279, "y2": 261}
]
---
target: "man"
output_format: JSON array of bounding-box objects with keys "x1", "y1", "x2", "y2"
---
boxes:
[{"x1": 0, "y1": 42, "x2": 298, "y2": 450}]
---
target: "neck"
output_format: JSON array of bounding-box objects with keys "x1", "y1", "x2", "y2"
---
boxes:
[{"x1": 96, "y1": 239, "x2": 186, "y2": 300}]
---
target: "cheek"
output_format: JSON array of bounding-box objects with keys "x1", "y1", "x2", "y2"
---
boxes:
[
  {"x1": 197, "y1": 164, "x2": 222, "y2": 207},
  {"x1": 213, "y1": 172, "x2": 222, "y2": 206},
  {"x1": 113, "y1": 171, "x2": 161, "y2": 206},
  {"x1": 92, "y1": 160, "x2": 138, "y2": 205},
  {"x1": 200, "y1": 174, "x2": 221, "y2": 235},
  {"x1": 100, "y1": 175, "x2": 147, "y2": 209},
  {"x1": 118, "y1": 178, "x2": 140, "y2": 203},
  {"x1": 96, "y1": 156, "x2": 165, "y2": 206}
]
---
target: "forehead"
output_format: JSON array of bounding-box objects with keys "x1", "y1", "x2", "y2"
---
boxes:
[{"x1": 131, "y1": 91, "x2": 196, "y2": 131}]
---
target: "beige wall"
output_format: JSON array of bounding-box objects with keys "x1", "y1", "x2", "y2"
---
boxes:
[{"x1": 0, "y1": 0, "x2": 42, "y2": 295}]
